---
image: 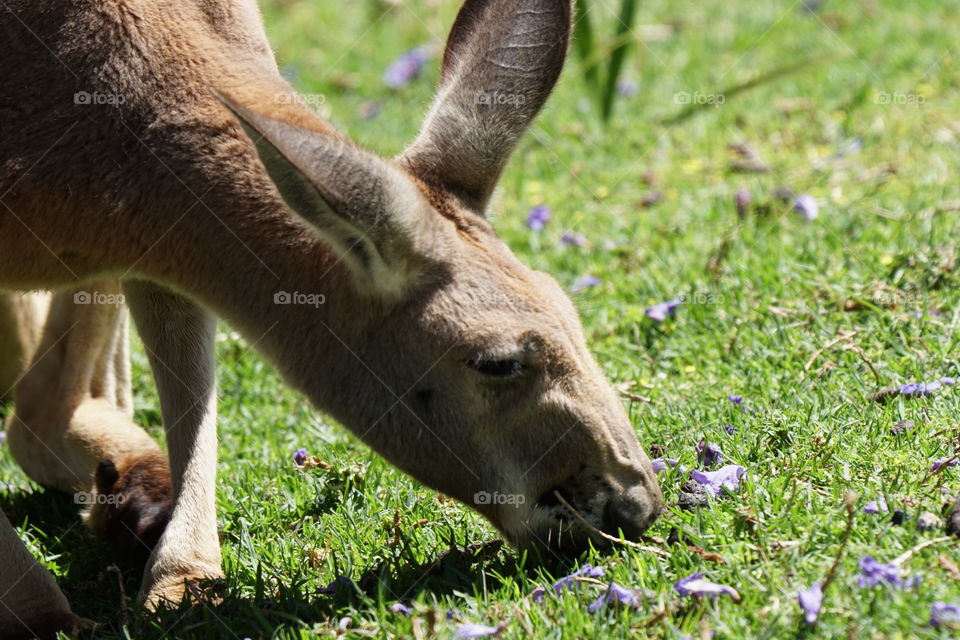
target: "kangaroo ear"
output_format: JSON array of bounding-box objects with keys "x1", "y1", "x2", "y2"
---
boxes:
[
  {"x1": 399, "y1": 0, "x2": 572, "y2": 216},
  {"x1": 215, "y1": 90, "x2": 439, "y2": 297}
]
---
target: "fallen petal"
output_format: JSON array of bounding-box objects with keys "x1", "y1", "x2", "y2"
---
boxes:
[
  {"x1": 553, "y1": 564, "x2": 605, "y2": 594},
  {"x1": 456, "y1": 622, "x2": 507, "y2": 639},
  {"x1": 650, "y1": 458, "x2": 680, "y2": 474},
  {"x1": 645, "y1": 298, "x2": 683, "y2": 322},
  {"x1": 864, "y1": 498, "x2": 888, "y2": 514},
  {"x1": 930, "y1": 602, "x2": 960, "y2": 628},
  {"x1": 674, "y1": 572, "x2": 740, "y2": 602},
  {"x1": 293, "y1": 447, "x2": 308, "y2": 466},
  {"x1": 793, "y1": 194, "x2": 819, "y2": 221},
  {"x1": 797, "y1": 582, "x2": 823, "y2": 624},
  {"x1": 570, "y1": 275, "x2": 601, "y2": 293},
  {"x1": 691, "y1": 465, "x2": 746, "y2": 495},
  {"x1": 587, "y1": 582, "x2": 641, "y2": 612}
]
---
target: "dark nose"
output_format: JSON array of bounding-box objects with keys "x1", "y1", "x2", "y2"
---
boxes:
[{"x1": 602, "y1": 490, "x2": 659, "y2": 540}]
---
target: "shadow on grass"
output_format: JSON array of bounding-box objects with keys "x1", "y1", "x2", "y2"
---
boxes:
[{"x1": 1, "y1": 485, "x2": 591, "y2": 638}]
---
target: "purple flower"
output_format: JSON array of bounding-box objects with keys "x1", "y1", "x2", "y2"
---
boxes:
[
  {"x1": 645, "y1": 298, "x2": 683, "y2": 322},
  {"x1": 691, "y1": 464, "x2": 746, "y2": 495},
  {"x1": 587, "y1": 582, "x2": 640, "y2": 612},
  {"x1": 390, "y1": 602, "x2": 413, "y2": 615},
  {"x1": 864, "y1": 498, "x2": 888, "y2": 514},
  {"x1": 696, "y1": 439, "x2": 723, "y2": 467},
  {"x1": 617, "y1": 78, "x2": 638, "y2": 97},
  {"x1": 724, "y1": 423, "x2": 736, "y2": 435},
  {"x1": 455, "y1": 622, "x2": 507, "y2": 638},
  {"x1": 530, "y1": 586, "x2": 546, "y2": 603},
  {"x1": 383, "y1": 46, "x2": 431, "y2": 88},
  {"x1": 930, "y1": 602, "x2": 960, "y2": 628},
  {"x1": 359, "y1": 101, "x2": 381, "y2": 120},
  {"x1": 552, "y1": 564, "x2": 605, "y2": 595},
  {"x1": 560, "y1": 231, "x2": 588, "y2": 247},
  {"x1": 797, "y1": 582, "x2": 823, "y2": 624},
  {"x1": 293, "y1": 447, "x2": 308, "y2": 466},
  {"x1": 931, "y1": 457, "x2": 959, "y2": 472},
  {"x1": 526, "y1": 205, "x2": 552, "y2": 230},
  {"x1": 735, "y1": 189, "x2": 751, "y2": 218},
  {"x1": 650, "y1": 458, "x2": 680, "y2": 474},
  {"x1": 857, "y1": 556, "x2": 903, "y2": 588},
  {"x1": 897, "y1": 377, "x2": 954, "y2": 397},
  {"x1": 674, "y1": 572, "x2": 740, "y2": 601},
  {"x1": 728, "y1": 394, "x2": 743, "y2": 405},
  {"x1": 0, "y1": 430, "x2": 5, "y2": 446},
  {"x1": 317, "y1": 575, "x2": 356, "y2": 595},
  {"x1": 793, "y1": 194, "x2": 819, "y2": 221},
  {"x1": 570, "y1": 275, "x2": 601, "y2": 293}
]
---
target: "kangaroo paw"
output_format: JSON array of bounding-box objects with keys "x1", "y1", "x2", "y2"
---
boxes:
[{"x1": 83, "y1": 451, "x2": 173, "y2": 569}]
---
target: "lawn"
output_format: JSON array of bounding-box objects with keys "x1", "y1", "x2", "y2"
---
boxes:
[{"x1": 3, "y1": 0, "x2": 960, "y2": 637}]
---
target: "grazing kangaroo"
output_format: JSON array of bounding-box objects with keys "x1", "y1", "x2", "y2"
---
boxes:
[{"x1": 0, "y1": 0, "x2": 664, "y2": 634}]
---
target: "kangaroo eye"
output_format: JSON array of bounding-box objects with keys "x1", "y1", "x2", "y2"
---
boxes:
[{"x1": 467, "y1": 359, "x2": 523, "y2": 377}]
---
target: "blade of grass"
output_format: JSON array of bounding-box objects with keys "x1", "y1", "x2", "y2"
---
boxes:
[
  {"x1": 601, "y1": 0, "x2": 638, "y2": 121},
  {"x1": 574, "y1": 0, "x2": 601, "y2": 92}
]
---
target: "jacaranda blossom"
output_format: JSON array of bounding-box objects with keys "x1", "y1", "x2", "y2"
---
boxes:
[
  {"x1": 650, "y1": 458, "x2": 680, "y2": 474},
  {"x1": 560, "y1": 231, "x2": 588, "y2": 247},
  {"x1": 526, "y1": 205, "x2": 552, "y2": 230},
  {"x1": 455, "y1": 622, "x2": 507, "y2": 639},
  {"x1": 293, "y1": 447, "x2": 308, "y2": 466},
  {"x1": 553, "y1": 564, "x2": 605, "y2": 595},
  {"x1": 674, "y1": 572, "x2": 740, "y2": 601},
  {"x1": 645, "y1": 298, "x2": 683, "y2": 322},
  {"x1": 691, "y1": 465, "x2": 746, "y2": 495},
  {"x1": 728, "y1": 394, "x2": 743, "y2": 405},
  {"x1": 587, "y1": 582, "x2": 640, "y2": 612},
  {"x1": 735, "y1": 189, "x2": 751, "y2": 217},
  {"x1": 696, "y1": 439, "x2": 723, "y2": 467},
  {"x1": 931, "y1": 457, "x2": 958, "y2": 472},
  {"x1": 898, "y1": 377, "x2": 956, "y2": 397},
  {"x1": 930, "y1": 602, "x2": 960, "y2": 628},
  {"x1": 793, "y1": 194, "x2": 819, "y2": 221},
  {"x1": 389, "y1": 602, "x2": 413, "y2": 615},
  {"x1": 570, "y1": 275, "x2": 601, "y2": 293},
  {"x1": 617, "y1": 78, "x2": 638, "y2": 97},
  {"x1": 383, "y1": 46, "x2": 431, "y2": 88},
  {"x1": 797, "y1": 582, "x2": 823, "y2": 624},
  {"x1": 317, "y1": 575, "x2": 355, "y2": 595},
  {"x1": 857, "y1": 556, "x2": 904, "y2": 588},
  {"x1": 864, "y1": 498, "x2": 888, "y2": 514}
]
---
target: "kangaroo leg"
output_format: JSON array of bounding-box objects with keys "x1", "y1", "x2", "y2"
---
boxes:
[
  {"x1": 0, "y1": 291, "x2": 49, "y2": 402},
  {"x1": 123, "y1": 280, "x2": 222, "y2": 608},
  {"x1": 5, "y1": 282, "x2": 172, "y2": 567},
  {"x1": 0, "y1": 510, "x2": 95, "y2": 640}
]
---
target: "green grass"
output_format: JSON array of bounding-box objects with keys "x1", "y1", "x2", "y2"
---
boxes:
[{"x1": 4, "y1": 0, "x2": 960, "y2": 637}]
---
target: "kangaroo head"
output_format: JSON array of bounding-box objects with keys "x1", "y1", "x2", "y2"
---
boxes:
[{"x1": 218, "y1": 0, "x2": 662, "y2": 552}]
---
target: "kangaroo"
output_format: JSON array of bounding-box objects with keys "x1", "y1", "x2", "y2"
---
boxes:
[{"x1": 0, "y1": 0, "x2": 663, "y2": 634}]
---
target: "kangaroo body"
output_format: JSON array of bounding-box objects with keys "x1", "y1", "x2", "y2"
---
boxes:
[{"x1": 0, "y1": 2, "x2": 663, "y2": 636}]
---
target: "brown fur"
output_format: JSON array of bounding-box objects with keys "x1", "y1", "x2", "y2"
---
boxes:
[
  {"x1": 0, "y1": 0, "x2": 663, "y2": 621},
  {"x1": 85, "y1": 453, "x2": 173, "y2": 569}
]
